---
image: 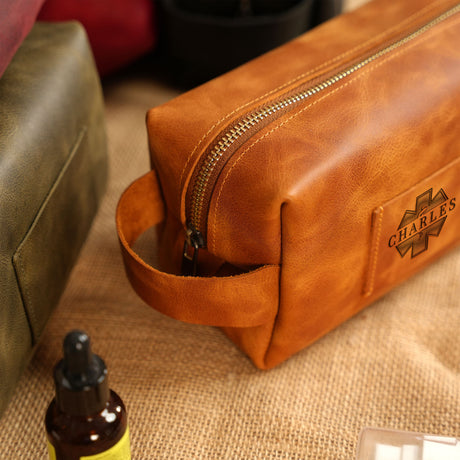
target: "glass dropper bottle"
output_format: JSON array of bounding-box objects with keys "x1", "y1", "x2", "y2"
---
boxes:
[{"x1": 45, "y1": 330, "x2": 130, "y2": 460}]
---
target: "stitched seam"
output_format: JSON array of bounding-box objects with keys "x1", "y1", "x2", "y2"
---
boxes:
[
  {"x1": 210, "y1": 15, "x2": 459, "y2": 253},
  {"x1": 366, "y1": 207, "x2": 384, "y2": 297},
  {"x1": 262, "y1": 201, "x2": 287, "y2": 368},
  {"x1": 177, "y1": 0, "x2": 447, "y2": 202}
]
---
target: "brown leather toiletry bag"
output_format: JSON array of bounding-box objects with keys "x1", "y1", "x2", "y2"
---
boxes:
[{"x1": 117, "y1": 0, "x2": 460, "y2": 369}]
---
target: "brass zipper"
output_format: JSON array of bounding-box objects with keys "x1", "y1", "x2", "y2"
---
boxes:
[{"x1": 182, "y1": 3, "x2": 460, "y2": 275}]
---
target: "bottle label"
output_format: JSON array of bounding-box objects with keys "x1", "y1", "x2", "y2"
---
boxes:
[
  {"x1": 47, "y1": 440, "x2": 57, "y2": 460},
  {"x1": 80, "y1": 427, "x2": 131, "y2": 460},
  {"x1": 47, "y1": 426, "x2": 130, "y2": 459}
]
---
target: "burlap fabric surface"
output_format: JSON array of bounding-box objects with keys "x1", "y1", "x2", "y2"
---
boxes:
[{"x1": 1, "y1": 1, "x2": 459, "y2": 457}]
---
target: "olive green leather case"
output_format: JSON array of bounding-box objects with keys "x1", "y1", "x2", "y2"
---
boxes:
[{"x1": 0, "y1": 22, "x2": 107, "y2": 416}]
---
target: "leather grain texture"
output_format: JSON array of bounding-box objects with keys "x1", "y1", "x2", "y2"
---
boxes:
[
  {"x1": 0, "y1": 22, "x2": 107, "y2": 416},
  {"x1": 117, "y1": 171, "x2": 280, "y2": 328},
  {"x1": 118, "y1": 0, "x2": 460, "y2": 369}
]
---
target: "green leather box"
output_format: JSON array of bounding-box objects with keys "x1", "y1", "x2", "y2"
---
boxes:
[{"x1": 0, "y1": 22, "x2": 107, "y2": 416}]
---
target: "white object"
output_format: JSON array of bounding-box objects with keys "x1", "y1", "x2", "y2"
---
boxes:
[{"x1": 356, "y1": 427, "x2": 460, "y2": 460}]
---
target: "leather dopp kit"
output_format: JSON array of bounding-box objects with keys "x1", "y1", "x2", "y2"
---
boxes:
[
  {"x1": 117, "y1": 0, "x2": 460, "y2": 369},
  {"x1": 0, "y1": 22, "x2": 107, "y2": 415}
]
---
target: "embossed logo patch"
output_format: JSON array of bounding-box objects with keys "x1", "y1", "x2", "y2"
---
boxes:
[
  {"x1": 388, "y1": 188, "x2": 456, "y2": 258},
  {"x1": 364, "y1": 157, "x2": 460, "y2": 298}
]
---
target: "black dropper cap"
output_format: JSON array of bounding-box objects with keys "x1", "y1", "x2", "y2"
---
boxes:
[{"x1": 54, "y1": 330, "x2": 110, "y2": 416}]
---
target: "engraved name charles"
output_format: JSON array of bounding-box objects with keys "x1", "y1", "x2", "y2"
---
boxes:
[{"x1": 388, "y1": 188, "x2": 456, "y2": 258}]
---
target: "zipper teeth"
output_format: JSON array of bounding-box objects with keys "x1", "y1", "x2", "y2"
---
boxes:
[{"x1": 189, "y1": 3, "x2": 460, "y2": 233}]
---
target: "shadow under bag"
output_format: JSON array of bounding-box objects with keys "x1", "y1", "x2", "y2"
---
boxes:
[{"x1": 117, "y1": 0, "x2": 460, "y2": 369}]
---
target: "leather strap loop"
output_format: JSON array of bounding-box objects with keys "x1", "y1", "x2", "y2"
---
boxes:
[{"x1": 116, "y1": 170, "x2": 279, "y2": 327}]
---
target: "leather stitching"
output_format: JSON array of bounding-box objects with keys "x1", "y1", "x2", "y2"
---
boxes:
[
  {"x1": 178, "y1": 0, "x2": 449, "y2": 206},
  {"x1": 211, "y1": 14, "x2": 460, "y2": 253}
]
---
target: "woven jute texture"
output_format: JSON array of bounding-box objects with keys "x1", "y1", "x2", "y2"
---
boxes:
[{"x1": 1, "y1": 3, "x2": 459, "y2": 458}]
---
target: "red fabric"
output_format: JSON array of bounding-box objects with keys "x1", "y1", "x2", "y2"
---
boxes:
[
  {"x1": 0, "y1": 0, "x2": 46, "y2": 78},
  {"x1": 38, "y1": 0, "x2": 157, "y2": 75}
]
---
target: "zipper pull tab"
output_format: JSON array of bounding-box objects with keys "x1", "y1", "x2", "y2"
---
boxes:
[{"x1": 181, "y1": 227, "x2": 204, "y2": 276}]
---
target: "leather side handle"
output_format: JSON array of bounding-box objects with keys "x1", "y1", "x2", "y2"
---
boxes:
[{"x1": 116, "y1": 170, "x2": 280, "y2": 327}]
